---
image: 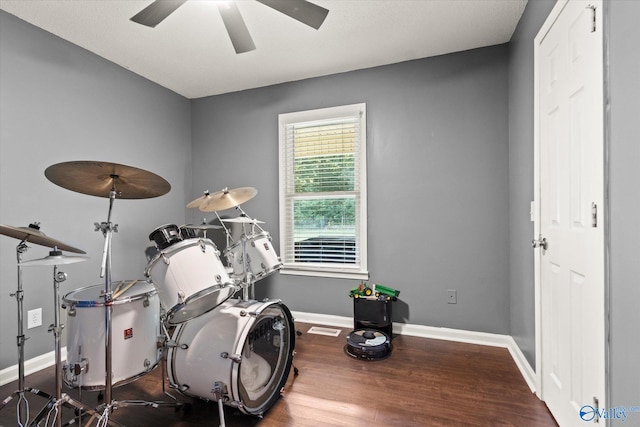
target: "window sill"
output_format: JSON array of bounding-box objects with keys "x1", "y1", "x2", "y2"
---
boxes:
[{"x1": 280, "y1": 267, "x2": 369, "y2": 280}]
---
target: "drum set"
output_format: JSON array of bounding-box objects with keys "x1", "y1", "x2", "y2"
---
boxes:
[{"x1": 0, "y1": 161, "x2": 294, "y2": 427}]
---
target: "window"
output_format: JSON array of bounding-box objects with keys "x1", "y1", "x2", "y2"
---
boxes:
[{"x1": 279, "y1": 103, "x2": 367, "y2": 279}]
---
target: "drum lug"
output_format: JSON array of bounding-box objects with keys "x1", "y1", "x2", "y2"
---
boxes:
[
  {"x1": 220, "y1": 352, "x2": 242, "y2": 363},
  {"x1": 199, "y1": 239, "x2": 206, "y2": 253},
  {"x1": 162, "y1": 253, "x2": 170, "y2": 265},
  {"x1": 72, "y1": 358, "x2": 89, "y2": 376},
  {"x1": 177, "y1": 290, "x2": 186, "y2": 304},
  {"x1": 143, "y1": 296, "x2": 150, "y2": 308},
  {"x1": 68, "y1": 305, "x2": 76, "y2": 317}
]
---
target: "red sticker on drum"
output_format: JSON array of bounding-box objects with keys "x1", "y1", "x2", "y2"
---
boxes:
[{"x1": 124, "y1": 328, "x2": 133, "y2": 340}]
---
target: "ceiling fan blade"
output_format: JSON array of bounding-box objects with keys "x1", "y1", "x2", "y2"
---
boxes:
[
  {"x1": 130, "y1": 0, "x2": 188, "y2": 28},
  {"x1": 256, "y1": 0, "x2": 329, "y2": 30},
  {"x1": 218, "y1": 2, "x2": 256, "y2": 54}
]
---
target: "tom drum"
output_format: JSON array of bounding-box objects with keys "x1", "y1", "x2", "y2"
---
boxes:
[
  {"x1": 224, "y1": 232, "x2": 282, "y2": 281},
  {"x1": 146, "y1": 237, "x2": 237, "y2": 324}
]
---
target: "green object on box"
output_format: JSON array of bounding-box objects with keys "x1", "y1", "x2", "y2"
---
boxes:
[
  {"x1": 373, "y1": 284, "x2": 400, "y2": 300},
  {"x1": 349, "y1": 282, "x2": 373, "y2": 298}
]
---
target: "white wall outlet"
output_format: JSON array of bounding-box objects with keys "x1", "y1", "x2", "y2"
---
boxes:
[
  {"x1": 447, "y1": 289, "x2": 457, "y2": 304},
  {"x1": 27, "y1": 308, "x2": 42, "y2": 329}
]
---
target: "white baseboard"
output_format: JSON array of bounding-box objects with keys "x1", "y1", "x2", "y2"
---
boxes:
[
  {"x1": 1, "y1": 315, "x2": 537, "y2": 395},
  {"x1": 0, "y1": 348, "x2": 66, "y2": 387},
  {"x1": 292, "y1": 311, "x2": 537, "y2": 393}
]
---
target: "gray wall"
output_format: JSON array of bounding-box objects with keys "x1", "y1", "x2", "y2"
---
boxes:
[
  {"x1": 190, "y1": 45, "x2": 511, "y2": 335},
  {"x1": 0, "y1": 12, "x2": 191, "y2": 369},
  {"x1": 608, "y1": 0, "x2": 640, "y2": 415},
  {"x1": 507, "y1": 0, "x2": 556, "y2": 369}
]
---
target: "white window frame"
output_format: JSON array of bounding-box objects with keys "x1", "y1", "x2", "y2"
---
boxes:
[{"x1": 278, "y1": 103, "x2": 368, "y2": 280}]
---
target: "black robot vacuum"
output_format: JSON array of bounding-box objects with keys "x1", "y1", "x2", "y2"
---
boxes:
[{"x1": 344, "y1": 329, "x2": 392, "y2": 361}]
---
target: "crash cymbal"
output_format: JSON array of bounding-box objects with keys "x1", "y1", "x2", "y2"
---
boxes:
[
  {"x1": 45, "y1": 161, "x2": 171, "y2": 199},
  {"x1": 19, "y1": 250, "x2": 89, "y2": 266},
  {"x1": 0, "y1": 223, "x2": 86, "y2": 254},
  {"x1": 221, "y1": 216, "x2": 264, "y2": 224},
  {"x1": 198, "y1": 187, "x2": 257, "y2": 212},
  {"x1": 180, "y1": 224, "x2": 223, "y2": 230},
  {"x1": 186, "y1": 191, "x2": 212, "y2": 209}
]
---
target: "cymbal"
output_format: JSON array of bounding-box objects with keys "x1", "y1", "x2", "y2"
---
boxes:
[
  {"x1": 45, "y1": 161, "x2": 171, "y2": 199},
  {"x1": 221, "y1": 217, "x2": 264, "y2": 224},
  {"x1": 19, "y1": 250, "x2": 89, "y2": 266},
  {"x1": 186, "y1": 191, "x2": 212, "y2": 209},
  {"x1": 181, "y1": 224, "x2": 223, "y2": 230},
  {"x1": 197, "y1": 187, "x2": 257, "y2": 212},
  {"x1": 0, "y1": 223, "x2": 86, "y2": 254}
]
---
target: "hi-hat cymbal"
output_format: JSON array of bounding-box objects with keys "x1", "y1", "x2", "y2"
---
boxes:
[
  {"x1": 196, "y1": 187, "x2": 257, "y2": 212},
  {"x1": 45, "y1": 161, "x2": 171, "y2": 199},
  {"x1": 19, "y1": 250, "x2": 89, "y2": 267},
  {"x1": 221, "y1": 217, "x2": 265, "y2": 224},
  {"x1": 181, "y1": 224, "x2": 223, "y2": 230},
  {"x1": 0, "y1": 223, "x2": 86, "y2": 254}
]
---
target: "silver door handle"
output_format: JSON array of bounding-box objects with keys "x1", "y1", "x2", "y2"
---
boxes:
[{"x1": 532, "y1": 235, "x2": 548, "y2": 250}]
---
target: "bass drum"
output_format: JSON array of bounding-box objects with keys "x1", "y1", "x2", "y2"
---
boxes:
[{"x1": 168, "y1": 299, "x2": 295, "y2": 416}]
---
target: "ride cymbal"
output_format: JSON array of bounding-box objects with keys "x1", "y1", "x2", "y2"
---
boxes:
[
  {"x1": 197, "y1": 187, "x2": 257, "y2": 212},
  {"x1": 45, "y1": 161, "x2": 171, "y2": 199},
  {"x1": 0, "y1": 223, "x2": 86, "y2": 254}
]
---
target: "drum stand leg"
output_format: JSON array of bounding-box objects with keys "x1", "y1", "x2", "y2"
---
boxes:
[{"x1": 0, "y1": 241, "x2": 55, "y2": 426}]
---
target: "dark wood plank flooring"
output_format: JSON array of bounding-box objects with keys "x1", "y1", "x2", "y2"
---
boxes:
[{"x1": 0, "y1": 322, "x2": 557, "y2": 426}]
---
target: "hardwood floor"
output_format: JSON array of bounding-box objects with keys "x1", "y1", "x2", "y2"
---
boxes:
[{"x1": 0, "y1": 322, "x2": 557, "y2": 426}]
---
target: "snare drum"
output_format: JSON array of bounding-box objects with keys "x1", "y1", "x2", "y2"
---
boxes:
[
  {"x1": 168, "y1": 299, "x2": 295, "y2": 417},
  {"x1": 224, "y1": 232, "x2": 282, "y2": 281},
  {"x1": 145, "y1": 238, "x2": 237, "y2": 325},
  {"x1": 63, "y1": 281, "x2": 160, "y2": 390}
]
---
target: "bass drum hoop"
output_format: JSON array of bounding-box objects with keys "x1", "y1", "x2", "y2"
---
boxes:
[{"x1": 231, "y1": 300, "x2": 295, "y2": 415}]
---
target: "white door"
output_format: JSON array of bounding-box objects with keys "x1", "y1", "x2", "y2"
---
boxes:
[{"x1": 536, "y1": 0, "x2": 605, "y2": 425}]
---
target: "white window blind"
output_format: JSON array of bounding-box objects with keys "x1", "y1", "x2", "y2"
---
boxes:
[{"x1": 279, "y1": 104, "x2": 368, "y2": 279}]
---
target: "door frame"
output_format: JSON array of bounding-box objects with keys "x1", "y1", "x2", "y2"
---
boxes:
[{"x1": 532, "y1": 0, "x2": 610, "y2": 410}]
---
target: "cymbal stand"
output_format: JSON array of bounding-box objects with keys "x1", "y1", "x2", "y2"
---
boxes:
[
  {"x1": 233, "y1": 205, "x2": 261, "y2": 301},
  {"x1": 0, "y1": 239, "x2": 52, "y2": 426},
  {"x1": 92, "y1": 188, "x2": 181, "y2": 425},
  {"x1": 94, "y1": 188, "x2": 118, "y2": 421},
  {"x1": 214, "y1": 211, "x2": 250, "y2": 300}
]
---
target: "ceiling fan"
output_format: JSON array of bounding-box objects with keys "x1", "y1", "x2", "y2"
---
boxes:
[{"x1": 130, "y1": 0, "x2": 329, "y2": 54}]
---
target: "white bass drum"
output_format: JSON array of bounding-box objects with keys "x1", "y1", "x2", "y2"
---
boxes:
[{"x1": 167, "y1": 299, "x2": 295, "y2": 416}]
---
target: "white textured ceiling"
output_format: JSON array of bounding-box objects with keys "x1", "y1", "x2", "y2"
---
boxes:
[{"x1": 0, "y1": 0, "x2": 527, "y2": 99}]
